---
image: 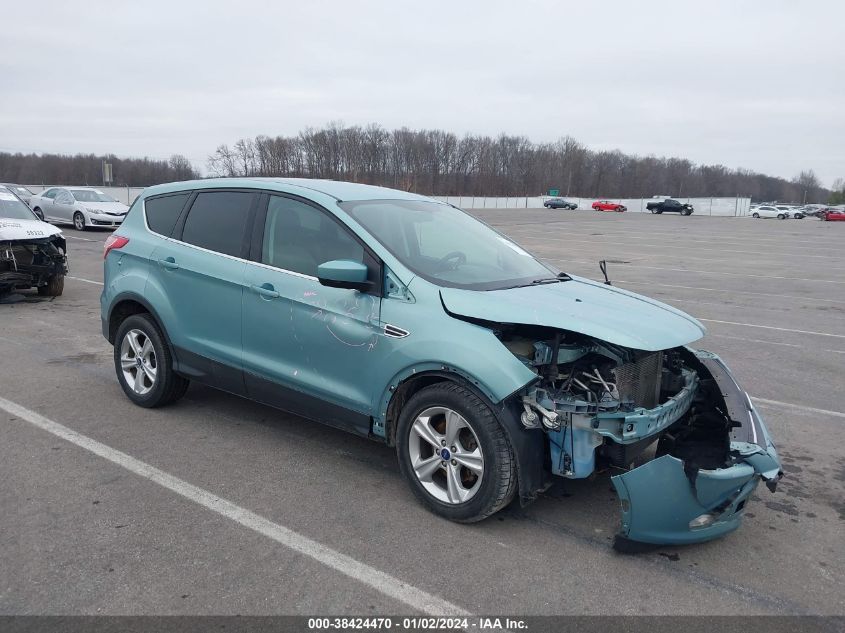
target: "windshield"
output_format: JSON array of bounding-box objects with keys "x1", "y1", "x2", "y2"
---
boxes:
[
  {"x1": 341, "y1": 199, "x2": 556, "y2": 290},
  {"x1": 0, "y1": 187, "x2": 39, "y2": 220},
  {"x1": 70, "y1": 189, "x2": 117, "y2": 203}
]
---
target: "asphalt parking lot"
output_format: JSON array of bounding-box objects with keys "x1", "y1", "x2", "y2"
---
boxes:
[{"x1": 1, "y1": 209, "x2": 843, "y2": 616}]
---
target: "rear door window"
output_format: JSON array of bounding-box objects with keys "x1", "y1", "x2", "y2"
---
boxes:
[
  {"x1": 145, "y1": 193, "x2": 190, "y2": 236},
  {"x1": 180, "y1": 191, "x2": 255, "y2": 258}
]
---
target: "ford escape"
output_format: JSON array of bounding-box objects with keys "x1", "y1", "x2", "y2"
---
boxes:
[{"x1": 100, "y1": 178, "x2": 782, "y2": 547}]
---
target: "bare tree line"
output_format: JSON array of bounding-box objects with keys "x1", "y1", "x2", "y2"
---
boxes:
[
  {"x1": 0, "y1": 152, "x2": 199, "y2": 187},
  {"x1": 207, "y1": 122, "x2": 831, "y2": 203}
]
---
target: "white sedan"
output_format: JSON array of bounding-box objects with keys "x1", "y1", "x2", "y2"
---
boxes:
[
  {"x1": 29, "y1": 187, "x2": 129, "y2": 231},
  {"x1": 751, "y1": 205, "x2": 789, "y2": 220}
]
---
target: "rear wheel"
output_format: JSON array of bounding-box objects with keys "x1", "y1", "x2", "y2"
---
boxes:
[
  {"x1": 37, "y1": 274, "x2": 64, "y2": 297},
  {"x1": 114, "y1": 313, "x2": 189, "y2": 407},
  {"x1": 752, "y1": 212, "x2": 760, "y2": 218},
  {"x1": 396, "y1": 382, "x2": 516, "y2": 523},
  {"x1": 777, "y1": 214, "x2": 785, "y2": 220},
  {"x1": 73, "y1": 212, "x2": 86, "y2": 231},
  {"x1": 33, "y1": 207, "x2": 44, "y2": 220}
]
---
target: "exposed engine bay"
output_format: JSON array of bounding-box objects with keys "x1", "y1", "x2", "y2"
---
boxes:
[
  {"x1": 0, "y1": 235, "x2": 67, "y2": 295},
  {"x1": 500, "y1": 325, "x2": 738, "y2": 480}
]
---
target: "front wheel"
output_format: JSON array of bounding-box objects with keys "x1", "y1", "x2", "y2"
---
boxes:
[
  {"x1": 114, "y1": 313, "x2": 189, "y2": 408},
  {"x1": 396, "y1": 382, "x2": 516, "y2": 523},
  {"x1": 37, "y1": 274, "x2": 64, "y2": 297},
  {"x1": 777, "y1": 214, "x2": 785, "y2": 220},
  {"x1": 73, "y1": 212, "x2": 87, "y2": 231}
]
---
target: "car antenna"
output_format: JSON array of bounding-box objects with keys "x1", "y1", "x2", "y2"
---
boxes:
[{"x1": 599, "y1": 260, "x2": 612, "y2": 285}]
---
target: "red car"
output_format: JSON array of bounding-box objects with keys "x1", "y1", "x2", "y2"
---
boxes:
[
  {"x1": 821, "y1": 207, "x2": 845, "y2": 221},
  {"x1": 592, "y1": 200, "x2": 627, "y2": 212}
]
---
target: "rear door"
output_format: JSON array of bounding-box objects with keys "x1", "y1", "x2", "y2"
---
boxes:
[
  {"x1": 149, "y1": 189, "x2": 258, "y2": 394},
  {"x1": 241, "y1": 193, "x2": 386, "y2": 435},
  {"x1": 54, "y1": 189, "x2": 75, "y2": 224}
]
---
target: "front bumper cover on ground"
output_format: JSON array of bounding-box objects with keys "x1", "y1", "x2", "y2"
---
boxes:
[{"x1": 611, "y1": 352, "x2": 782, "y2": 547}]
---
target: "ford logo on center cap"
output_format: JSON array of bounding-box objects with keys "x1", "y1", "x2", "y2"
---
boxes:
[{"x1": 440, "y1": 448, "x2": 451, "y2": 460}]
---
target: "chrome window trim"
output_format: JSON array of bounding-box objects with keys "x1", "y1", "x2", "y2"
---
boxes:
[{"x1": 141, "y1": 196, "x2": 319, "y2": 282}]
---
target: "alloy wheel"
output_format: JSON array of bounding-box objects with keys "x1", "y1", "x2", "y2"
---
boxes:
[
  {"x1": 119, "y1": 329, "x2": 157, "y2": 395},
  {"x1": 408, "y1": 406, "x2": 484, "y2": 504}
]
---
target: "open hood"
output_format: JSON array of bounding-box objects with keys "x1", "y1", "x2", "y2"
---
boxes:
[
  {"x1": 440, "y1": 275, "x2": 705, "y2": 351},
  {"x1": 0, "y1": 218, "x2": 63, "y2": 242}
]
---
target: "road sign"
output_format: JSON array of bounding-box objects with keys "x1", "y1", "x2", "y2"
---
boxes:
[{"x1": 548, "y1": 189, "x2": 559, "y2": 196}]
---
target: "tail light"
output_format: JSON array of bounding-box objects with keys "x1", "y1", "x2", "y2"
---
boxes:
[{"x1": 103, "y1": 235, "x2": 129, "y2": 259}]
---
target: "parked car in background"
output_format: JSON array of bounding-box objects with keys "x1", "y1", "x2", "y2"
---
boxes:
[
  {"x1": 543, "y1": 198, "x2": 578, "y2": 210},
  {"x1": 801, "y1": 205, "x2": 829, "y2": 218},
  {"x1": 751, "y1": 205, "x2": 788, "y2": 220},
  {"x1": 0, "y1": 184, "x2": 36, "y2": 209},
  {"x1": 821, "y1": 207, "x2": 845, "y2": 221},
  {"x1": 0, "y1": 185, "x2": 67, "y2": 297},
  {"x1": 30, "y1": 187, "x2": 129, "y2": 231},
  {"x1": 592, "y1": 200, "x2": 626, "y2": 212},
  {"x1": 100, "y1": 178, "x2": 782, "y2": 546},
  {"x1": 646, "y1": 198, "x2": 694, "y2": 215},
  {"x1": 775, "y1": 205, "x2": 802, "y2": 219}
]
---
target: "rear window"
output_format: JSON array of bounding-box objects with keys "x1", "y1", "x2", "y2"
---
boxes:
[
  {"x1": 145, "y1": 193, "x2": 189, "y2": 236},
  {"x1": 181, "y1": 191, "x2": 254, "y2": 257}
]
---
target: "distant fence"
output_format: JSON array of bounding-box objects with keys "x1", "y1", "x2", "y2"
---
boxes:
[
  {"x1": 24, "y1": 184, "x2": 752, "y2": 217},
  {"x1": 432, "y1": 196, "x2": 753, "y2": 217}
]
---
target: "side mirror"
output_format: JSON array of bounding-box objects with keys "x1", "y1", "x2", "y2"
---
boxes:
[{"x1": 316, "y1": 260, "x2": 370, "y2": 291}]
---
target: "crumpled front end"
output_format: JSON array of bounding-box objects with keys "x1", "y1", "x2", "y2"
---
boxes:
[
  {"x1": 611, "y1": 352, "x2": 782, "y2": 547},
  {"x1": 0, "y1": 235, "x2": 68, "y2": 294},
  {"x1": 503, "y1": 327, "x2": 782, "y2": 546}
]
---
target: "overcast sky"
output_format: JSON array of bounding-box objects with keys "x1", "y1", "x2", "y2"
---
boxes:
[{"x1": 2, "y1": 1, "x2": 843, "y2": 186}]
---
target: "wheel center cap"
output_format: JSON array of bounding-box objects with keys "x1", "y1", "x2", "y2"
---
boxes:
[
  {"x1": 135, "y1": 357, "x2": 143, "y2": 368},
  {"x1": 440, "y1": 448, "x2": 451, "y2": 460}
]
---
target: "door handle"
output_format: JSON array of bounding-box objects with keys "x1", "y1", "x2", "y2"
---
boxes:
[
  {"x1": 158, "y1": 257, "x2": 179, "y2": 270},
  {"x1": 250, "y1": 283, "x2": 280, "y2": 299}
]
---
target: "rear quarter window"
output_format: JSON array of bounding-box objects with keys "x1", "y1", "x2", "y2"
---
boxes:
[{"x1": 145, "y1": 193, "x2": 190, "y2": 236}]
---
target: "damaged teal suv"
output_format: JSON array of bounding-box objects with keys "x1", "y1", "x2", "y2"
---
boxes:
[{"x1": 101, "y1": 179, "x2": 782, "y2": 547}]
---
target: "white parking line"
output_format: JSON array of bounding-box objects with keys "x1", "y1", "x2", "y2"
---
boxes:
[
  {"x1": 65, "y1": 235, "x2": 99, "y2": 242},
  {"x1": 67, "y1": 276, "x2": 103, "y2": 286},
  {"x1": 708, "y1": 334, "x2": 802, "y2": 348},
  {"x1": 519, "y1": 233, "x2": 842, "y2": 261},
  {"x1": 708, "y1": 334, "x2": 845, "y2": 355},
  {"x1": 700, "y1": 319, "x2": 845, "y2": 339},
  {"x1": 549, "y1": 259, "x2": 845, "y2": 284},
  {"x1": 0, "y1": 396, "x2": 469, "y2": 617},
  {"x1": 613, "y1": 280, "x2": 845, "y2": 306},
  {"x1": 752, "y1": 397, "x2": 845, "y2": 420}
]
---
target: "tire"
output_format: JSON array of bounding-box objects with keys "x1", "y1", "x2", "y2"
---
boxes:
[
  {"x1": 73, "y1": 212, "x2": 87, "y2": 231},
  {"x1": 33, "y1": 207, "x2": 44, "y2": 220},
  {"x1": 113, "y1": 313, "x2": 189, "y2": 408},
  {"x1": 396, "y1": 382, "x2": 517, "y2": 523},
  {"x1": 752, "y1": 213, "x2": 760, "y2": 218},
  {"x1": 777, "y1": 214, "x2": 785, "y2": 220},
  {"x1": 37, "y1": 274, "x2": 64, "y2": 297}
]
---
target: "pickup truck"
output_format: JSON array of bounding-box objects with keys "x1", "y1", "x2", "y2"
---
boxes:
[{"x1": 647, "y1": 198, "x2": 694, "y2": 215}]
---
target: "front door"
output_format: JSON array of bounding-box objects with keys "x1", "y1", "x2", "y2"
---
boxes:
[{"x1": 242, "y1": 193, "x2": 386, "y2": 436}]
